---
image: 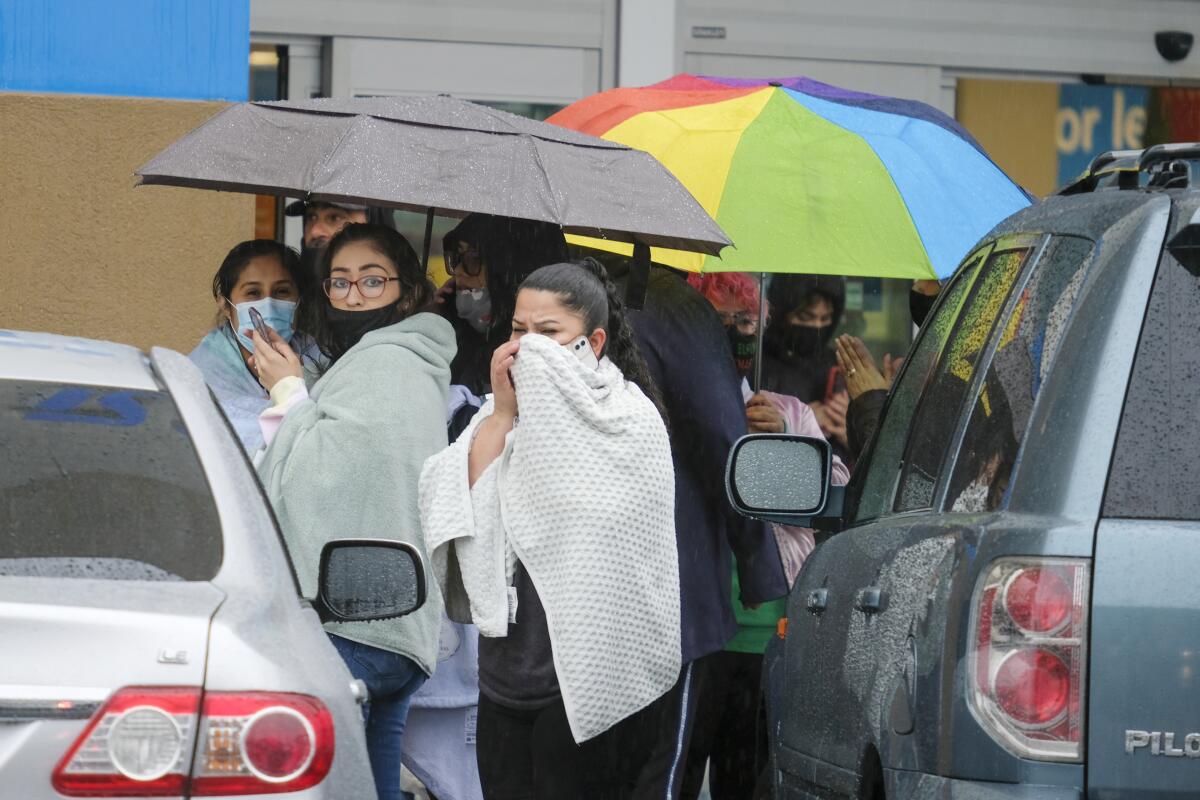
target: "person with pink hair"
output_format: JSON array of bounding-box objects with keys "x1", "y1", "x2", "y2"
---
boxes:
[{"x1": 681, "y1": 271, "x2": 850, "y2": 800}]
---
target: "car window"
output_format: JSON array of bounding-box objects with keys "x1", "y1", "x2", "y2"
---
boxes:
[
  {"x1": 0, "y1": 380, "x2": 223, "y2": 581},
  {"x1": 893, "y1": 246, "x2": 1035, "y2": 512},
  {"x1": 848, "y1": 249, "x2": 987, "y2": 525},
  {"x1": 1104, "y1": 220, "x2": 1200, "y2": 520},
  {"x1": 946, "y1": 236, "x2": 1095, "y2": 512}
]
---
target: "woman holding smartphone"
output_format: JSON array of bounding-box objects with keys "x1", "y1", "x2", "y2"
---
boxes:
[
  {"x1": 188, "y1": 239, "x2": 314, "y2": 452},
  {"x1": 421, "y1": 258, "x2": 681, "y2": 798},
  {"x1": 250, "y1": 223, "x2": 453, "y2": 800}
]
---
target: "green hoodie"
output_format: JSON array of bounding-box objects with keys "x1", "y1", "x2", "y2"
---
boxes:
[{"x1": 257, "y1": 312, "x2": 455, "y2": 676}]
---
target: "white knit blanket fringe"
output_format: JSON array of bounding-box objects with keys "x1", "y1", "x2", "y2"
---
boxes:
[{"x1": 419, "y1": 333, "x2": 680, "y2": 743}]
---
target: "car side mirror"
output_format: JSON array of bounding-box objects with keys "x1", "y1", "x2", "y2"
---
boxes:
[
  {"x1": 313, "y1": 539, "x2": 427, "y2": 624},
  {"x1": 725, "y1": 434, "x2": 843, "y2": 527}
]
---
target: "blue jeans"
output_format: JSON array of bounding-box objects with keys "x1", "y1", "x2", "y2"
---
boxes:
[{"x1": 329, "y1": 634, "x2": 427, "y2": 800}]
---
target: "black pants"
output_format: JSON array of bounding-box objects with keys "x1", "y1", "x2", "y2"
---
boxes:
[
  {"x1": 680, "y1": 651, "x2": 768, "y2": 800},
  {"x1": 476, "y1": 659, "x2": 705, "y2": 800}
]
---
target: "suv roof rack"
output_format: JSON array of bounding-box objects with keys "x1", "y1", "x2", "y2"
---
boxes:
[{"x1": 1057, "y1": 143, "x2": 1200, "y2": 195}]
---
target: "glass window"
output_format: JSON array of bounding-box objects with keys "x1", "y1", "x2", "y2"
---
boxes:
[
  {"x1": 848, "y1": 249, "x2": 987, "y2": 524},
  {"x1": 1104, "y1": 225, "x2": 1200, "y2": 520},
  {"x1": 893, "y1": 246, "x2": 1034, "y2": 512},
  {"x1": 0, "y1": 381, "x2": 223, "y2": 581},
  {"x1": 947, "y1": 237, "x2": 1095, "y2": 512}
]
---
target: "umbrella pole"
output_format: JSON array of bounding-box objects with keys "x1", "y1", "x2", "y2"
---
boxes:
[
  {"x1": 754, "y1": 271, "x2": 766, "y2": 393},
  {"x1": 421, "y1": 207, "x2": 434, "y2": 271}
]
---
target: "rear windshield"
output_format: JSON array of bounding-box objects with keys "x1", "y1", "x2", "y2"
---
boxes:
[{"x1": 0, "y1": 380, "x2": 223, "y2": 581}]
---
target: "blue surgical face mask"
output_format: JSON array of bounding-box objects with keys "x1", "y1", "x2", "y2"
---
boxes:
[{"x1": 226, "y1": 297, "x2": 298, "y2": 352}]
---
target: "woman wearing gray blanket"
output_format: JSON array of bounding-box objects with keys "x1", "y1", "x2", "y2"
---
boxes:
[{"x1": 250, "y1": 223, "x2": 453, "y2": 800}]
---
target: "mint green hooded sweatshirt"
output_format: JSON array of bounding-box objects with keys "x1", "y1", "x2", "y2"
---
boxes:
[{"x1": 257, "y1": 312, "x2": 454, "y2": 676}]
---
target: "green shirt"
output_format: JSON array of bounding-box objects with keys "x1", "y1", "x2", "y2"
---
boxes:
[{"x1": 725, "y1": 558, "x2": 787, "y2": 654}]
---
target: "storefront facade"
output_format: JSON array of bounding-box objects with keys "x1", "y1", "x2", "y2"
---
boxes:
[{"x1": 249, "y1": 0, "x2": 1198, "y2": 360}]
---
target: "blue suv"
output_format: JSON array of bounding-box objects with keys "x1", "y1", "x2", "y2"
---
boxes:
[{"x1": 727, "y1": 144, "x2": 1200, "y2": 799}]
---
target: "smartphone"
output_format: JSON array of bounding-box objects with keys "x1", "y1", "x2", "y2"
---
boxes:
[
  {"x1": 247, "y1": 307, "x2": 277, "y2": 352},
  {"x1": 569, "y1": 336, "x2": 599, "y2": 369}
]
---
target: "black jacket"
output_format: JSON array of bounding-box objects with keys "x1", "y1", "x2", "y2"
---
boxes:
[
  {"x1": 618, "y1": 265, "x2": 788, "y2": 663},
  {"x1": 848, "y1": 388, "x2": 887, "y2": 459}
]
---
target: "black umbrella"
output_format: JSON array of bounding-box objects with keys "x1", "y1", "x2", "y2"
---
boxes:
[{"x1": 136, "y1": 95, "x2": 731, "y2": 262}]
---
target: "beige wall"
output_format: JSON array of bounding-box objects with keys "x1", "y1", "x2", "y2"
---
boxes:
[
  {"x1": 956, "y1": 79, "x2": 1060, "y2": 199},
  {"x1": 0, "y1": 93, "x2": 254, "y2": 353}
]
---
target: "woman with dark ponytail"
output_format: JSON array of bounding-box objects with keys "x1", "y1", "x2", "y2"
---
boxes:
[{"x1": 420, "y1": 257, "x2": 681, "y2": 798}]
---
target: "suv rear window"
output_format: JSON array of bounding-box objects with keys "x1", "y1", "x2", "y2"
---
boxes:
[
  {"x1": 1104, "y1": 213, "x2": 1200, "y2": 520},
  {"x1": 0, "y1": 380, "x2": 223, "y2": 580}
]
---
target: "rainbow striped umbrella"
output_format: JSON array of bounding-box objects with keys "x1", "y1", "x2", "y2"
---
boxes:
[{"x1": 549, "y1": 74, "x2": 1032, "y2": 279}]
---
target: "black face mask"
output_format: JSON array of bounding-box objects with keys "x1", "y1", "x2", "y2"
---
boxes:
[
  {"x1": 910, "y1": 289, "x2": 938, "y2": 328},
  {"x1": 324, "y1": 304, "x2": 401, "y2": 361},
  {"x1": 725, "y1": 326, "x2": 758, "y2": 379}
]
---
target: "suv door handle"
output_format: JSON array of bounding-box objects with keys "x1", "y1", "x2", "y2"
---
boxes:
[
  {"x1": 806, "y1": 588, "x2": 829, "y2": 615},
  {"x1": 856, "y1": 586, "x2": 887, "y2": 614}
]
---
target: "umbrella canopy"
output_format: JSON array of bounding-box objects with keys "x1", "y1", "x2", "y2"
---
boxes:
[
  {"x1": 548, "y1": 74, "x2": 1032, "y2": 279},
  {"x1": 135, "y1": 94, "x2": 730, "y2": 256}
]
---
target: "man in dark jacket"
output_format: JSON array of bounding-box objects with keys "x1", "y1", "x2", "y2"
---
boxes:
[{"x1": 602, "y1": 261, "x2": 788, "y2": 798}]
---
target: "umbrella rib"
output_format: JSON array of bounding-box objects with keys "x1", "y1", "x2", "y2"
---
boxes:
[
  {"x1": 306, "y1": 115, "x2": 374, "y2": 202},
  {"x1": 254, "y1": 100, "x2": 629, "y2": 152},
  {"x1": 525, "y1": 136, "x2": 566, "y2": 230}
]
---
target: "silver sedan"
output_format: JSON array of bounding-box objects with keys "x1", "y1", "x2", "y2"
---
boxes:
[{"x1": 0, "y1": 329, "x2": 421, "y2": 799}]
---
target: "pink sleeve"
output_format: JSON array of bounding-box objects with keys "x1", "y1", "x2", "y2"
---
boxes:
[
  {"x1": 258, "y1": 377, "x2": 309, "y2": 449},
  {"x1": 760, "y1": 390, "x2": 850, "y2": 586}
]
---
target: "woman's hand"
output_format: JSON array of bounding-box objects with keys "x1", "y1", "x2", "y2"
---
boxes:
[
  {"x1": 490, "y1": 340, "x2": 520, "y2": 420},
  {"x1": 249, "y1": 329, "x2": 303, "y2": 391},
  {"x1": 835, "y1": 335, "x2": 890, "y2": 401},
  {"x1": 469, "y1": 339, "x2": 522, "y2": 488},
  {"x1": 745, "y1": 392, "x2": 786, "y2": 434},
  {"x1": 810, "y1": 393, "x2": 848, "y2": 448},
  {"x1": 435, "y1": 277, "x2": 456, "y2": 307}
]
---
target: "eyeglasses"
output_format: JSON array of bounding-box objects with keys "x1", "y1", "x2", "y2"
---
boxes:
[
  {"x1": 322, "y1": 276, "x2": 399, "y2": 300},
  {"x1": 446, "y1": 248, "x2": 484, "y2": 277},
  {"x1": 718, "y1": 311, "x2": 758, "y2": 329}
]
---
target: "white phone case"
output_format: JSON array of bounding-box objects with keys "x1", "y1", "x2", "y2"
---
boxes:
[{"x1": 570, "y1": 336, "x2": 599, "y2": 369}]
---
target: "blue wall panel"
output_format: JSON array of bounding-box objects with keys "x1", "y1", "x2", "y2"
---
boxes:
[{"x1": 0, "y1": 0, "x2": 248, "y2": 101}]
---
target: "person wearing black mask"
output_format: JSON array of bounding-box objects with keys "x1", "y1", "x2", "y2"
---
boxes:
[
  {"x1": 760, "y1": 274, "x2": 849, "y2": 455},
  {"x1": 284, "y1": 199, "x2": 399, "y2": 342},
  {"x1": 250, "y1": 223, "x2": 453, "y2": 800}
]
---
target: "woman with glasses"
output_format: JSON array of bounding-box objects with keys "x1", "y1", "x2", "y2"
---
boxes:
[
  {"x1": 437, "y1": 214, "x2": 568, "y2": 395},
  {"x1": 249, "y1": 223, "x2": 454, "y2": 800},
  {"x1": 188, "y1": 239, "x2": 316, "y2": 452}
]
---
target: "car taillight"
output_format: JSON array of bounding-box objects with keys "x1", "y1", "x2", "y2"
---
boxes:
[
  {"x1": 191, "y1": 692, "x2": 333, "y2": 795},
  {"x1": 52, "y1": 687, "x2": 199, "y2": 796},
  {"x1": 967, "y1": 558, "x2": 1089, "y2": 762},
  {"x1": 51, "y1": 688, "x2": 333, "y2": 797}
]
